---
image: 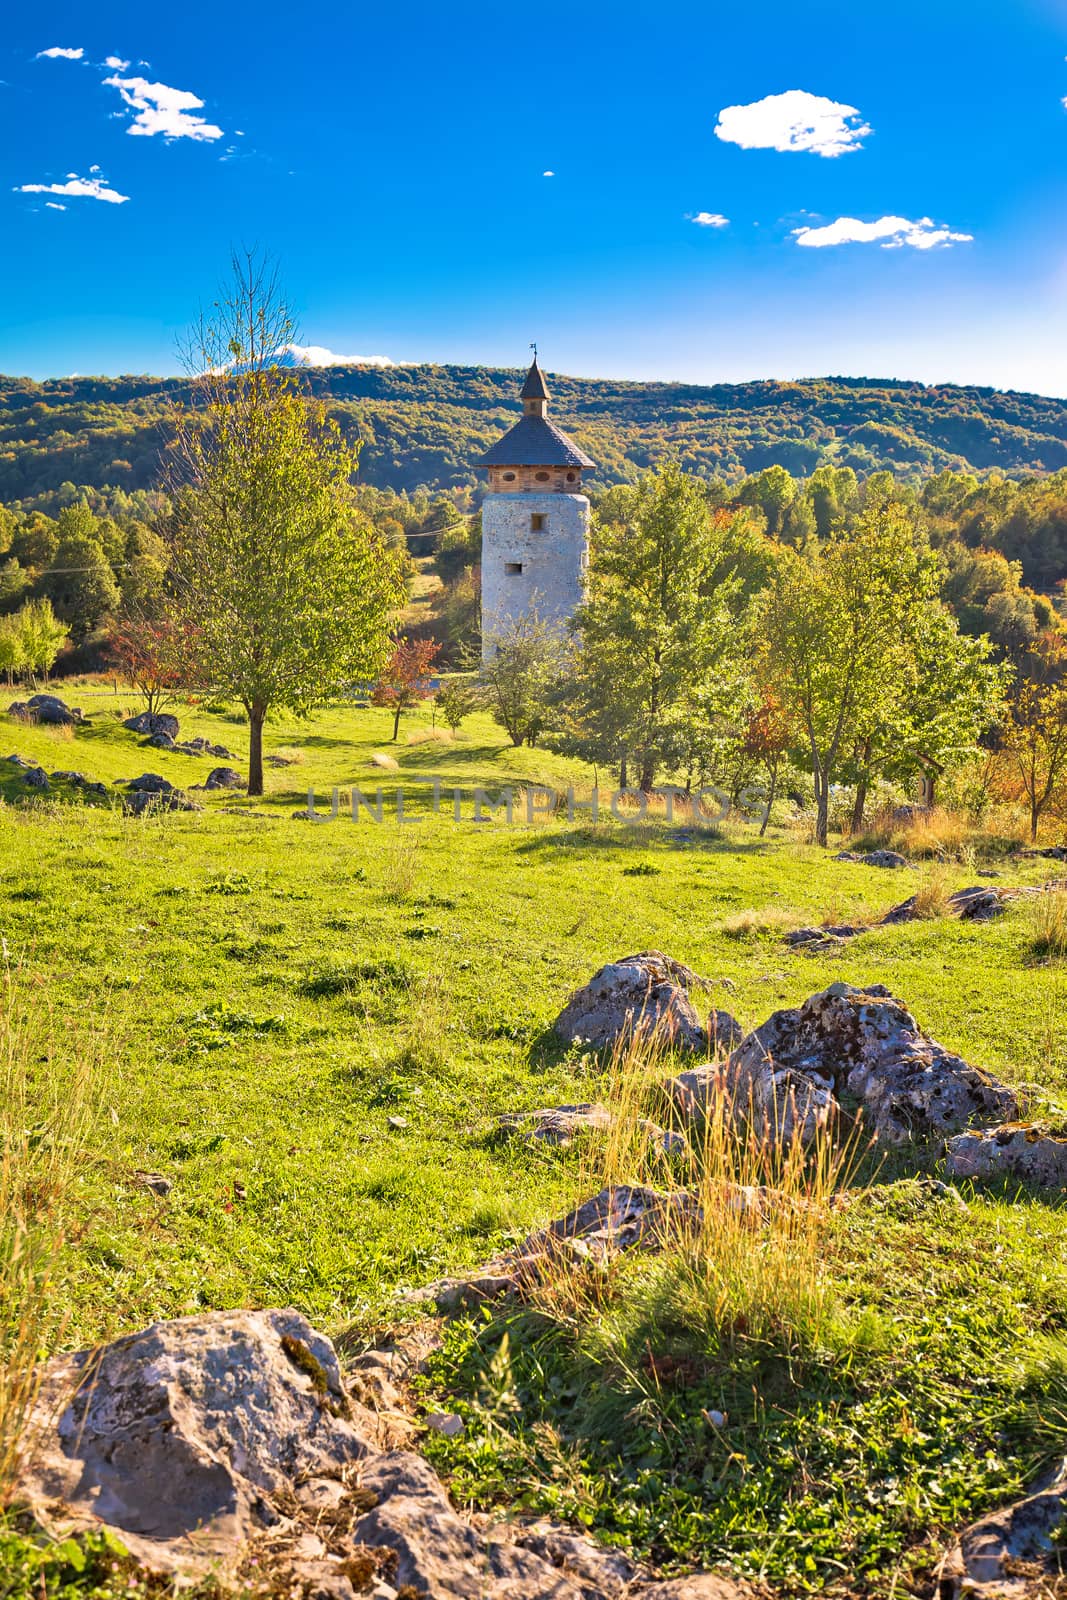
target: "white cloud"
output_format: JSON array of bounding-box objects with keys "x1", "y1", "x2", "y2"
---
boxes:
[
  {"x1": 37, "y1": 45, "x2": 84, "y2": 60},
  {"x1": 279, "y1": 344, "x2": 396, "y2": 368},
  {"x1": 15, "y1": 172, "x2": 129, "y2": 204},
  {"x1": 543, "y1": 169, "x2": 555, "y2": 177},
  {"x1": 715, "y1": 90, "x2": 871, "y2": 157},
  {"x1": 691, "y1": 211, "x2": 729, "y2": 227},
  {"x1": 45, "y1": 202, "x2": 66, "y2": 210},
  {"x1": 104, "y1": 55, "x2": 130, "y2": 70},
  {"x1": 103, "y1": 74, "x2": 223, "y2": 140},
  {"x1": 792, "y1": 214, "x2": 973, "y2": 250}
]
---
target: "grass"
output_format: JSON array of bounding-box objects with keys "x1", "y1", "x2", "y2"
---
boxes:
[{"x1": 0, "y1": 678, "x2": 1065, "y2": 1594}]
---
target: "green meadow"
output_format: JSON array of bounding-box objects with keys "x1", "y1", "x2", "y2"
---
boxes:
[{"x1": 2, "y1": 686, "x2": 1066, "y2": 1594}]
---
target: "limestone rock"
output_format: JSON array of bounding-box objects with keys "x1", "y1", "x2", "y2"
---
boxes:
[
  {"x1": 834, "y1": 849, "x2": 911, "y2": 868},
  {"x1": 9, "y1": 693, "x2": 82, "y2": 726},
  {"x1": 944, "y1": 1123, "x2": 1067, "y2": 1187},
  {"x1": 22, "y1": 765, "x2": 50, "y2": 791},
  {"x1": 523, "y1": 1184, "x2": 700, "y2": 1262},
  {"x1": 125, "y1": 772, "x2": 173, "y2": 793},
  {"x1": 124, "y1": 711, "x2": 179, "y2": 740},
  {"x1": 16, "y1": 1308, "x2": 374, "y2": 1574},
  {"x1": 939, "y1": 1460, "x2": 1067, "y2": 1597},
  {"x1": 499, "y1": 1103, "x2": 686, "y2": 1157},
  {"x1": 145, "y1": 731, "x2": 176, "y2": 749},
  {"x1": 352, "y1": 1452, "x2": 581, "y2": 1599},
  {"x1": 674, "y1": 983, "x2": 1018, "y2": 1146},
  {"x1": 554, "y1": 952, "x2": 742, "y2": 1054},
  {"x1": 204, "y1": 766, "x2": 245, "y2": 791}
]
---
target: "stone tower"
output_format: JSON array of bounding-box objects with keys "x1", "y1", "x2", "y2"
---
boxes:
[{"x1": 476, "y1": 356, "x2": 595, "y2": 660}]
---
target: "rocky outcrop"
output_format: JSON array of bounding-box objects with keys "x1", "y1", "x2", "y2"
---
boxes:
[
  {"x1": 938, "y1": 1460, "x2": 1067, "y2": 1597},
  {"x1": 17, "y1": 1309, "x2": 750, "y2": 1599},
  {"x1": 786, "y1": 884, "x2": 1044, "y2": 952},
  {"x1": 50, "y1": 770, "x2": 109, "y2": 797},
  {"x1": 672, "y1": 983, "x2": 1019, "y2": 1147},
  {"x1": 945, "y1": 1123, "x2": 1067, "y2": 1187},
  {"x1": 22, "y1": 765, "x2": 50, "y2": 791},
  {"x1": 417, "y1": 1185, "x2": 706, "y2": 1315},
  {"x1": 9, "y1": 693, "x2": 83, "y2": 726},
  {"x1": 124, "y1": 711, "x2": 179, "y2": 740},
  {"x1": 554, "y1": 953, "x2": 742, "y2": 1055},
  {"x1": 125, "y1": 788, "x2": 202, "y2": 816}
]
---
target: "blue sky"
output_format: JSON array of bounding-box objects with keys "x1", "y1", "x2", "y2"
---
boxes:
[{"x1": 2, "y1": 0, "x2": 1067, "y2": 393}]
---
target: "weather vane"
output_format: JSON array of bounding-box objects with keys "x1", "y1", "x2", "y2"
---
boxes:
[{"x1": 530, "y1": 341, "x2": 538, "y2": 361}]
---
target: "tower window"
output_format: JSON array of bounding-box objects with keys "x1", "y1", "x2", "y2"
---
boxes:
[
  {"x1": 502, "y1": 471, "x2": 516, "y2": 481},
  {"x1": 530, "y1": 513, "x2": 546, "y2": 532},
  {"x1": 505, "y1": 561, "x2": 523, "y2": 575},
  {"x1": 535, "y1": 470, "x2": 550, "y2": 482},
  {"x1": 566, "y1": 471, "x2": 576, "y2": 482}
]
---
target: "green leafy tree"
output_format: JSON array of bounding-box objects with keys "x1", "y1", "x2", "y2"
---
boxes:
[
  {"x1": 168, "y1": 254, "x2": 407, "y2": 795},
  {"x1": 480, "y1": 611, "x2": 572, "y2": 748},
  {"x1": 0, "y1": 615, "x2": 25, "y2": 684},
  {"x1": 761, "y1": 512, "x2": 946, "y2": 847},
  {"x1": 435, "y1": 677, "x2": 478, "y2": 733},
  {"x1": 844, "y1": 605, "x2": 1008, "y2": 829},
  {"x1": 16, "y1": 598, "x2": 69, "y2": 681},
  {"x1": 571, "y1": 466, "x2": 754, "y2": 791},
  {"x1": 38, "y1": 537, "x2": 120, "y2": 643}
]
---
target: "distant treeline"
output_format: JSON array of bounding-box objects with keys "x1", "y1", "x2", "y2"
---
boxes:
[{"x1": 3, "y1": 364, "x2": 1067, "y2": 589}]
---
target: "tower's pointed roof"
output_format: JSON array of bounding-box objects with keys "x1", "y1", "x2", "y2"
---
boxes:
[
  {"x1": 476, "y1": 359, "x2": 595, "y2": 470},
  {"x1": 520, "y1": 356, "x2": 550, "y2": 402}
]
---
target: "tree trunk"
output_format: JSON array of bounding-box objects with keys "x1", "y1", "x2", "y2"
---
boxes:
[
  {"x1": 760, "y1": 762, "x2": 778, "y2": 838},
  {"x1": 619, "y1": 755, "x2": 628, "y2": 791},
  {"x1": 248, "y1": 703, "x2": 266, "y2": 797},
  {"x1": 392, "y1": 706, "x2": 402, "y2": 741},
  {"x1": 638, "y1": 759, "x2": 655, "y2": 794},
  {"x1": 850, "y1": 778, "x2": 869, "y2": 836},
  {"x1": 814, "y1": 771, "x2": 829, "y2": 848},
  {"x1": 1032, "y1": 797, "x2": 1040, "y2": 843}
]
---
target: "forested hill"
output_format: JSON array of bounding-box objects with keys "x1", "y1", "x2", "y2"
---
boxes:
[{"x1": 3, "y1": 364, "x2": 1067, "y2": 506}]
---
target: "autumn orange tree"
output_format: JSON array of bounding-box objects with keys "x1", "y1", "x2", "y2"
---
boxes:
[
  {"x1": 372, "y1": 637, "x2": 440, "y2": 741},
  {"x1": 742, "y1": 688, "x2": 794, "y2": 836},
  {"x1": 110, "y1": 616, "x2": 201, "y2": 716}
]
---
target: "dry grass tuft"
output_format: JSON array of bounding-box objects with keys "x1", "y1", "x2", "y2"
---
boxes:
[
  {"x1": 1033, "y1": 888, "x2": 1067, "y2": 962},
  {"x1": 406, "y1": 728, "x2": 452, "y2": 746},
  {"x1": 912, "y1": 865, "x2": 952, "y2": 920},
  {"x1": 369, "y1": 751, "x2": 399, "y2": 772},
  {"x1": 0, "y1": 975, "x2": 100, "y2": 1503},
  {"x1": 720, "y1": 906, "x2": 800, "y2": 939},
  {"x1": 532, "y1": 1030, "x2": 863, "y2": 1351}
]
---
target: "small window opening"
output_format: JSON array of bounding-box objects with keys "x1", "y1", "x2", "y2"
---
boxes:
[
  {"x1": 535, "y1": 470, "x2": 550, "y2": 482},
  {"x1": 530, "y1": 513, "x2": 546, "y2": 532},
  {"x1": 505, "y1": 561, "x2": 523, "y2": 575},
  {"x1": 502, "y1": 471, "x2": 516, "y2": 481},
  {"x1": 566, "y1": 471, "x2": 576, "y2": 482}
]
